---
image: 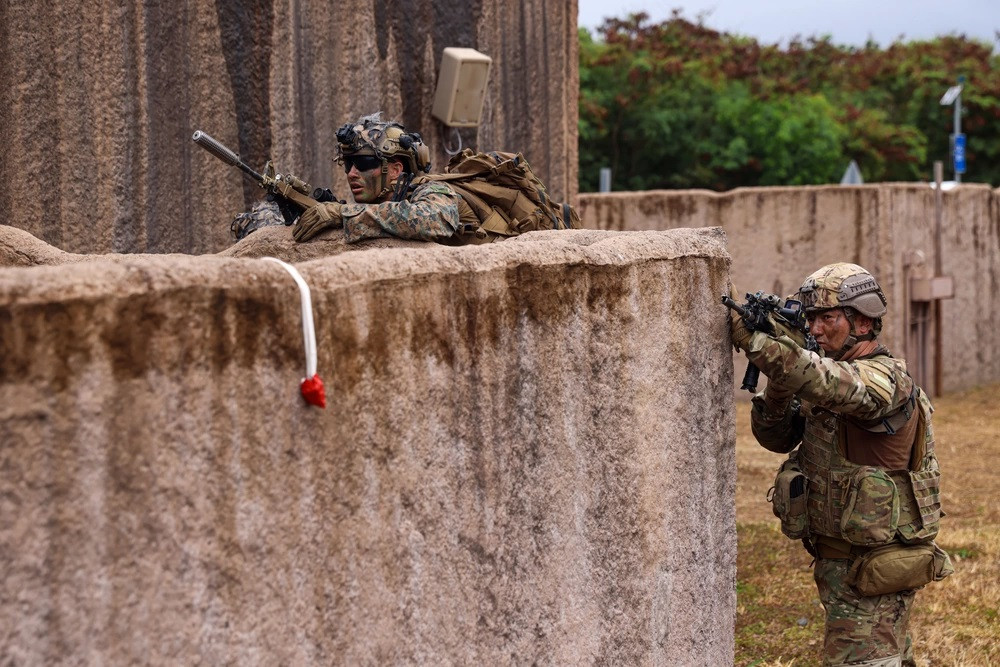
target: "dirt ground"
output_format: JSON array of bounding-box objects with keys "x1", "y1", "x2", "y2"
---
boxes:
[{"x1": 735, "y1": 383, "x2": 1000, "y2": 667}]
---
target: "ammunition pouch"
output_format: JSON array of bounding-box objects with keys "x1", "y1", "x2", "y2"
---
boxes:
[
  {"x1": 768, "y1": 454, "x2": 809, "y2": 539},
  {"x1": 840, "y1": 466, "x2": 900, "y2": 546},
  {"x1": 846, "y1": 541, "x2": 954, "y2": 596},
  {"x1": 892, "y1": 466, "x2": 942, "y2": 544}
]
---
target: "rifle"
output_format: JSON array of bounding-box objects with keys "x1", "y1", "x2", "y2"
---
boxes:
[
  {"x1": 722, "y1": 291, "x2": 819, "y2": 392},
  {"x1": 192, "y1": 130, "x2": 338, "y2": 224}
]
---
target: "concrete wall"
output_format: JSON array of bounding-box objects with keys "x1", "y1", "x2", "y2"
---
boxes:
[
  {"x1": 579, "y1": 185, "x2": 1000, "y2": 394},
  {"x1": 0, "y1": 228, "x2": 736, "y2": 665},
  {"x1": 0, "y1": 0, "x2": 578, "y2": 255}
]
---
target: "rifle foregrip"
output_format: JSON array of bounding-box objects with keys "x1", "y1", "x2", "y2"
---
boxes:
[
  {"x1": 193, "y1": 130, "x2": 240, "y2": 167},
  {"x1": 741, "y1": 363, "x2": 761, "y2": 393}
]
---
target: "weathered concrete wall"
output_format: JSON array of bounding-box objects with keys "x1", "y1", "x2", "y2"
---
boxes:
[
  {"x1": 578, "y1": 185, "x2": 1000, "y2": 393},
  {"x1": 0, "y1": 0, "x2": 578, "y2": 255},
  {"x1": 0, "y1": 228, "x2": 735, "y2": 665}
]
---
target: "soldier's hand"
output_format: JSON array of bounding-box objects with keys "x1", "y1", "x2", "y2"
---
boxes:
[
  {"x1": 763, "y1": 378, "x2": 795, "y2": 403},
  {"x1": 293, "y1": 202, "x2": 344, "y2": 242},
  {"x1": 728, "y1": 288, "x2": 754, "y2": 351}
]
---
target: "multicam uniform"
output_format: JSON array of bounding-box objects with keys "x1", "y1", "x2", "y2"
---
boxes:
[
  {"x1": 738, "y1": 263, "x2": 950, "y2": 667},
  {"x1": 747, "y1": 335, "x2": 939, "y2": 666},
  {"x1": 339, "y1": 181, "x2": 461, "y2": 243}
]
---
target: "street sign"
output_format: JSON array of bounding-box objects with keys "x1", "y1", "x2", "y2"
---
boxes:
[
  {"x1": 953, "y1": 133, "x2": 966, "y2": 174},
  {"x1": 940, "y1": 85, "x2": 963, "y2": 105}
]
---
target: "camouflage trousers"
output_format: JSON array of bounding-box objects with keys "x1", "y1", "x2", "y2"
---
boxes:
[{"x1": 814, "y1": 558, "x2": 916, "y2": 666}]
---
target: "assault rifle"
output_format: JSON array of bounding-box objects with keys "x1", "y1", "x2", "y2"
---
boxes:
[
  {"x1": 722, "y1": 291, "x2": 819, "y2": 392},
  {"x1": 192, "y1": 130, "x2": 338, "y2": 223}
]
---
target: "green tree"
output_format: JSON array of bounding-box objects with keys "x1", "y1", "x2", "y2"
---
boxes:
[
  {"x1": 579, "y1": 12, "x2": 1000, "y2": 191},
  {"x1": 712, "y1": 86, "x2": 847, "y2": 187}
]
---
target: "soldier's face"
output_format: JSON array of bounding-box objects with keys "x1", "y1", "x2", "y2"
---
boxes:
[
  {"x1": 346, "y1": 158, "x2": 404, "y2": 203},
  {"x1": 807, "y1": 308, "x2": 851, "y2": 352}
]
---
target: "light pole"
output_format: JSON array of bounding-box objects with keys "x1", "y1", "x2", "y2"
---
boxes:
[{"x1": 939, "y1": 76, "x2": 966, "y2": 182}]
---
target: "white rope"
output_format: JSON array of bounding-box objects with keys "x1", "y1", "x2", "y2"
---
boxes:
[{"x1": 261, "y1": 257, "x2": 317, "y2": 379}]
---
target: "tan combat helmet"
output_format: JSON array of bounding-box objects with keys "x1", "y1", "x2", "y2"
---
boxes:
[
  {"x1": 798, "y1": 262, "x2": 887, "y2": 357},
  {"x1": 335, "y1": 113, "x2": 430, "y2": 175}
]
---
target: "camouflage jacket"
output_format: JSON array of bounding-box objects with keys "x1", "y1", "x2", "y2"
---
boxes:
[
  {"x1": 745, "y1": 332, "x2": 916, "y2": 454},
  {"x1": 341, "y1": 181, "x2": 462, "y2": 244},
  {"x1": 747, "y1": 331, "x2": 943, "y2": 547}
]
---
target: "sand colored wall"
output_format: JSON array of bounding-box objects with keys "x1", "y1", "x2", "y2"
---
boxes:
[
  {"x1": 578, "y1": 185, "x2": 1000, "y2": 393},
  {"x1": 0, "y1": 228, "x2": 736, "y2": 665},
  {"x1": 0, "y1": 0, "x2": 578, "y2": 255}
]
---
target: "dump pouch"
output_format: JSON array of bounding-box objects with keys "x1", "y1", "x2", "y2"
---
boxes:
[
  {"x1": 846, "y1": 542, "x2": 954, "y2": 596},
  {"x1": 769, "y1": 455, "x2": 809, "y2": 539}
]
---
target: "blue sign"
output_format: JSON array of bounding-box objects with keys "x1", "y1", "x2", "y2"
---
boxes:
[{"x1": 954, "y1": 133, "x2": 967, "y2": 174}]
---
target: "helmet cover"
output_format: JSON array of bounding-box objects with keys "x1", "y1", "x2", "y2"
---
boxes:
[
  {"x1": 335, "y1": 113, "x2": 430, "y2": 175},
  {"x1": 798, "y1": 262, "x2": 887, "y2": 318}
]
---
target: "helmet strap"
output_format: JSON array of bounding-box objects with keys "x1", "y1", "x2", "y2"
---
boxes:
[
  {"x1": 373, "y1": 159, "x2": 394, "y2": 201},
  {"x1": 830, "y1": 307, "x2": 874, "y2": 360},
  {"x1": 391, "y1": 172, "x2": 414, "y2": 202},
  {"x1": 830, "y1": 333, "x2": 858, "y2": 361}
]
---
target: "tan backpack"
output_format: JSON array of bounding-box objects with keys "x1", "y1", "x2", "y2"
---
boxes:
[{"x1": 418, "y1": 148, "x2": 580, "y2": 242}]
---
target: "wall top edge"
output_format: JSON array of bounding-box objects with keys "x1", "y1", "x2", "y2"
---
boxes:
[
  {"x1": 0, "y1": 228, "x2": 729, "y2": 305},
  {"x1": 578, "y1": 182, "x2": 997, "y2": 200}
]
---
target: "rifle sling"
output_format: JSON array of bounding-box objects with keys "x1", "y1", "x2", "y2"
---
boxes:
[{"x1": 274, "y1": 185, "x2": 319, "y2": 211}]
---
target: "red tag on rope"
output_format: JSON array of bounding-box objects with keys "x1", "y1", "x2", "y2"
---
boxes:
[{"x1": 300, "y1": 374, "x2": 326, "y2": 408}]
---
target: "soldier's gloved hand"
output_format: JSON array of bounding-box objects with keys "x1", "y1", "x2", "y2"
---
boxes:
[
  {"x1": 763, "y1": 379, "x2": 795, "y2": 403},
  {"x1": 728, "y1": 288, "x2": 754, "y2": 351},
  {"x1": 293, "y1": 202, "x2": 343, "y2": 242},
  {"x1": 760, "y1": 379, "x2": 796, "y2": 418}
]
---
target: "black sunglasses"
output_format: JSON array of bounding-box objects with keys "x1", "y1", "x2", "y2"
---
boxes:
[{"x1": 342, "y1": 155, "x2": 382, "y2": 173}]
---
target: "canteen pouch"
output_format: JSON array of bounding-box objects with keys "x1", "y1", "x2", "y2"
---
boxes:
[
  {"x1": 769, "y1": 457, "x2": 809, "y2": 540},
  {"x1": 841, "y1": 466, "x2": 899, "y2": 546},
  {"x1": 846, "y1": 542, "x2": 954, "y2": 596}
]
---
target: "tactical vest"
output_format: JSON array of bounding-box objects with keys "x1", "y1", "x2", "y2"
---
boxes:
[{"x1": 796, "y1": 356, "x2": 942, "y2": 547}]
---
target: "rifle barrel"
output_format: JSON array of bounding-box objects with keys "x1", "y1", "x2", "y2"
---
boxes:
[
  {"x1": 192, "y1": 130, "x2": 264, "y2": 183},
  {"x1": 721, "y1": 295, "x2": 748, "y2": 317}
]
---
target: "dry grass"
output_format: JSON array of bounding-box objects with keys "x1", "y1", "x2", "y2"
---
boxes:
[{"x1": 735, "y1": 383, "x2": 1000, "y2": 667}]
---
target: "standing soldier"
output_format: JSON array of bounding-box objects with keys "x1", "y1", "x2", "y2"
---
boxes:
[{"x1": 729, "y1": 263, "x2": 952, "y2": 667}]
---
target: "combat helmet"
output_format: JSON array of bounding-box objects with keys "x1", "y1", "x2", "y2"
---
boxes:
[
  {"x1": 335, "y1": 113, "x2": 430, "y2": 176},
  {"x1": 798, "y1": 262, "x2": 887, "y2": 357}
]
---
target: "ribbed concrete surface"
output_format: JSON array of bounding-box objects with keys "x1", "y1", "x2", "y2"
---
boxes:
[
  {"x1": 0, "y1": 0, "x2": 578, "y2": 255},
  {"x1": 0, "y1": 228, "x2": 735, "y2": 665}
]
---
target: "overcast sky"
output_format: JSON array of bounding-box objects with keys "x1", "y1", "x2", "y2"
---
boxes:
[{"x1": 578, "y1": 0, "x2": 999, "y2": 47}]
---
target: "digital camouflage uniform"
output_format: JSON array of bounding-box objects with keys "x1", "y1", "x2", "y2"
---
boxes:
[
  {"x1": 738, "y1": 263, "x2": 949, "y2": 667},
  {"x1": 340, "y1": 180, "x2": 461, "y2": 243},
  {"x1": 230, "y1": 199, "x2": 286, "y2": 241}
]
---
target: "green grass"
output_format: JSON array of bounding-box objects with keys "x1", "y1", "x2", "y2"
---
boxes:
[{"x1": 735, "y1": 383, "x2": 1000, "y2": 666}]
